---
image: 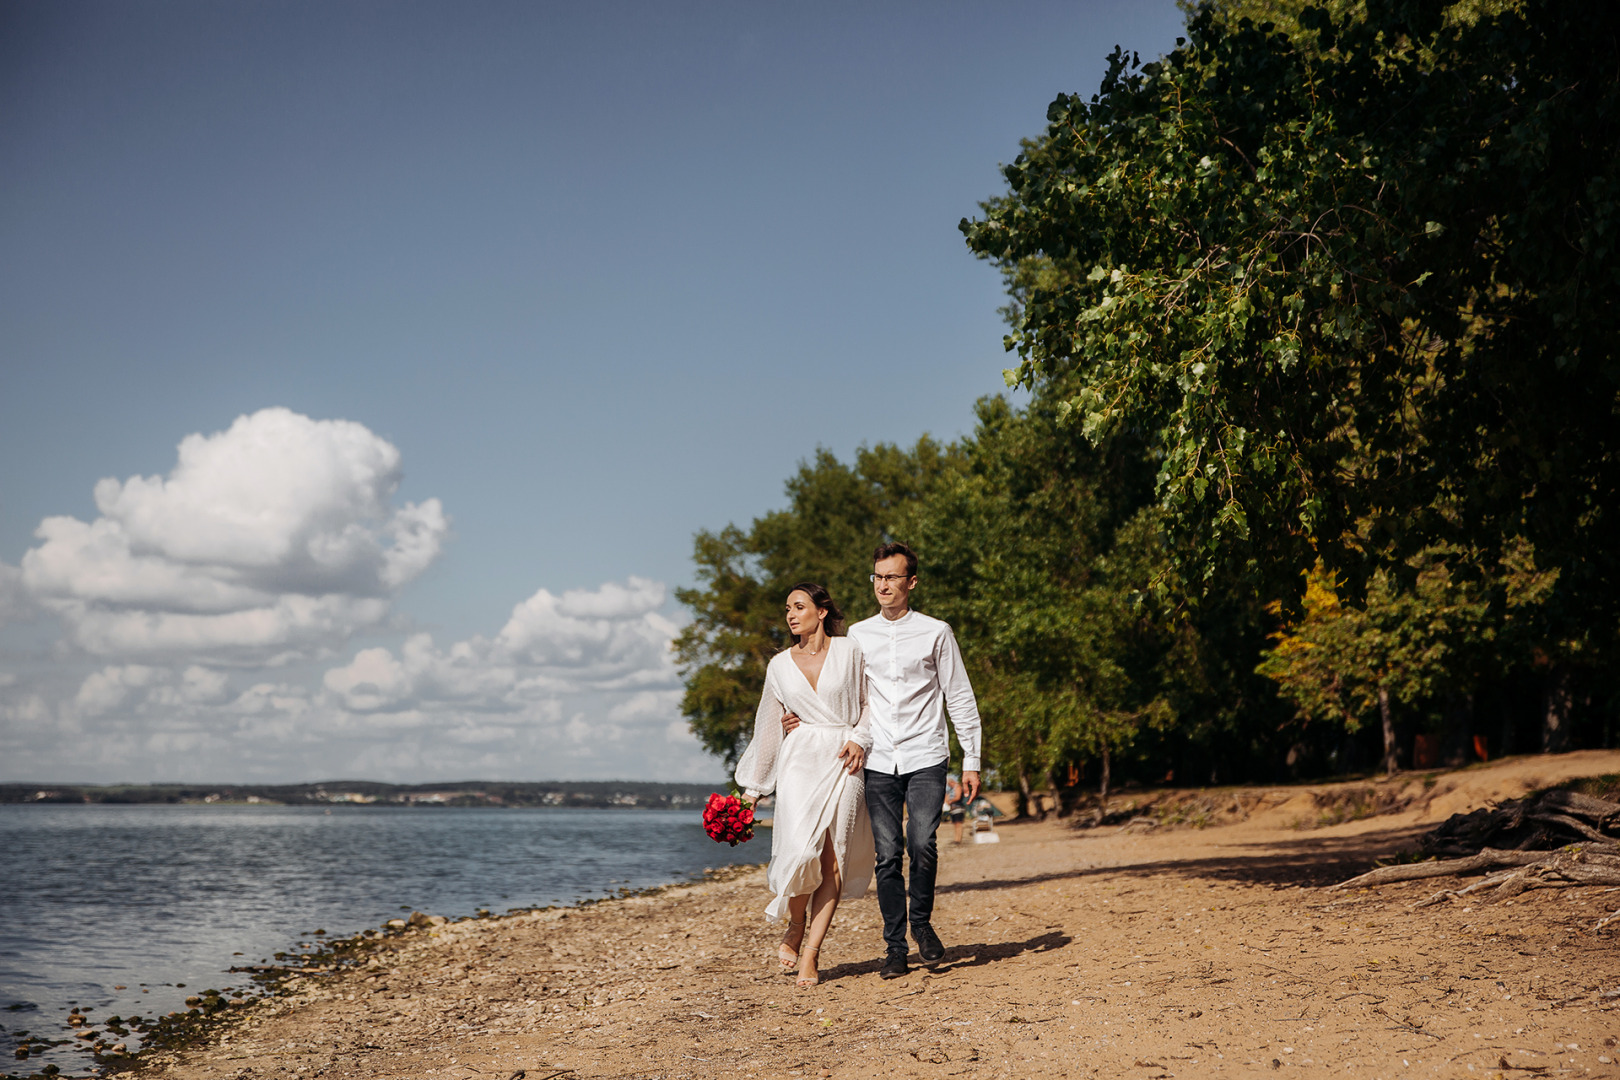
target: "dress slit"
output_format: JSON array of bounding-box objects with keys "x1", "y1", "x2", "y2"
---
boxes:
[{"x1": 734, "y1": 639, "x2": 876, "y2": 923}]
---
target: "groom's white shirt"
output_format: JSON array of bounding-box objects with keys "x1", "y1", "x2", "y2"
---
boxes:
[{"x1": 849, "y1": 609, "x2": 982, "y2": 775}]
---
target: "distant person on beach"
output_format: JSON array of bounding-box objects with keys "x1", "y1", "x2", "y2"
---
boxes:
[
  {"x1": 735, "y1": 583, "x2": 875, "y2": 988},
  {"x1": 944, "y1": 772, "x2": 968, "y2": 845},
  {"x1": 787, "y1": 542, "x2": 983, "y2": 979}
]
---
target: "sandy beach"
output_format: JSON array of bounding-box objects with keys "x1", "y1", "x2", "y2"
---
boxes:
[{"x1": 131, "y1": 752, "x2": 1620, "y2": 1080}]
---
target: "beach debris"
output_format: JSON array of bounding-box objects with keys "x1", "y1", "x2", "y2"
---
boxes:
[
  {"x1": 1418, "y1": 789, "x2": 1618, "y2": 857},
  {"x1": 1331, "y1": 787, "x2": 1620, "y2": 926}
]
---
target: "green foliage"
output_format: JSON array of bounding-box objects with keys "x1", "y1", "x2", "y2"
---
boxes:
[
  {"x1": 680, "y1": 0, "x2": 1620, "y2": 790},
  {"x1": 676, "y1": 388, "x2": 1293, "y2": 790},
  {"x1": 672, "y1": 440, "x2": 960, "y2": 765},
  {"x1": 1181, "y1": 0, "x2": 1522, "y2": 43},
  {"x1": 897, "y1": 393, "x2": 1173, "y2": 791},
  {"x1": 962, "y1": 0, "x2": 1620, "y2": 637},
  {"x1": 1257, "y1": 553, "x2": 1492, "y2": 734}
]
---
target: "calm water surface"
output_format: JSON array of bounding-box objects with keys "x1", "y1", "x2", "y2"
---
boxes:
[{"x1": 0, "y1": 804, "x2": 760, "y2": 1074}]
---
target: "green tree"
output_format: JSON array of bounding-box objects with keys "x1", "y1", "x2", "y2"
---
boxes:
[
  {"x1": 681, "y1": 0, "x2": 1618, "y2": 786},
  {"x1": 898, "y1": 392, "x2": 1180, "y2": 812},
  {"x1": 1257, "y1": 553, "x2": 1491, "y2": 774},
  {"x1": 961, "y1": 0, "x2": 1620, "y2": 648},
  {"x1": 673, "y1": 440, "x2": 958, "y2": 766}
]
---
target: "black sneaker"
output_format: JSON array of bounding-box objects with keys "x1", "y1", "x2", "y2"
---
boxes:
[
  {"x1": 879, "y1": 950, "x2": 910, "y2": 979},
  {"x1": 913, "y1": 923, "x2": 945, "y2": 965}
]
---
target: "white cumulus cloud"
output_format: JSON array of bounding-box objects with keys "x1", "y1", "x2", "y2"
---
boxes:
[
  {"x1": 0, "y1": 561, "x2": 29, "y2": 629},
  {"x1": 323, "y1": 633, "x2": 517, "y2": 714},
  {"x1": 74, "y1": 664, "x2": 163, "y2": 716},
  {"x1": 0, "y1": 576, "x2": 716, "y2": 782},
  {"x1": 71, "y1": 663, "x2": 233, "y2": 717},
  {"x1": 301, "y1": 577, "x2": 703, "y2": 777},
  {"x1": 496, "y1": 576, "x2": 677, "y2": 686},
  {"x1": 322, "y1": 577, "x2": 678, "y2": 714},
  {"x1": 19, "y1": 407, "x2": 447, "y2": 661},
  {"x1": 0, "y1": 410, "x2": 722, "y2": 783}
]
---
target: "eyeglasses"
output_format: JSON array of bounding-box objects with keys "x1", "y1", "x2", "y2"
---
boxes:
[{"x1": 870, "y1": 573, "x2": 912, "y2": 584}]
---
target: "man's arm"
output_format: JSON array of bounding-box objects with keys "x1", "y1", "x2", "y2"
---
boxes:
[{"x1": 935, "y1": 625, "x2": 983, "y2": 801}]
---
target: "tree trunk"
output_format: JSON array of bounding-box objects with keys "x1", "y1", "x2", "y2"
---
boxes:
[
  {"x1": 1543, "y1": 665, "x2": 1573, "y2": 754},
  {"x1": 1443, "y1": 693, "x2": 1475, "y2": 766},
  {"x1": 1498, "y1": 692, "x2": 1517, "y2": 759},
  {"x1": 1017, "y1": 767, "x2": 1033, "y2": 819},
  {"x1": 1379, "y1": 685, "x2": 1398, "y2": 776},
  {"x1": 1462, "y1": 692, "x2": 1477, "y2": 763},
  {"x1": 1098, "y1": 742, "x2": 1112, "y2": 812}
]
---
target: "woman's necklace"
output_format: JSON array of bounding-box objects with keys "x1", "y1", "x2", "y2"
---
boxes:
[{"x1": 797, "y1": 637, "x2": 826, "y2": 655}]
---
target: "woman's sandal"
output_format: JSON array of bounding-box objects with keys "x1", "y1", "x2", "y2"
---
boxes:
[
  {"x1": 778, "y1": 919, "x2": 806, "y2": 973},
  {"x1": 796, "y1": 946, "x2": 820, "y2": 988}
]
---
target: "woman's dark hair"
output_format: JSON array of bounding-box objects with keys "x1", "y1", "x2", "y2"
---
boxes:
[
  {"x1": 873, "y1": 541, "x2": 918, "y2": 578},
  {"x1": 786, "y1": 581, "x2": 845, "y2": 642}
]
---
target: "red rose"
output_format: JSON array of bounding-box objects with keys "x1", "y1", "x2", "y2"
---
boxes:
[{"x1": 702, "y1": 792, "x2": 754, "y2": 846}]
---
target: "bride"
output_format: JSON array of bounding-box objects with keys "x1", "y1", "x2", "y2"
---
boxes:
[{"x1": 735, "y1": 582, "x2": 875, "y2": 988}]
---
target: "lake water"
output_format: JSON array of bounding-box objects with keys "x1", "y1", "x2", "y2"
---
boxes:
[{"x1": 0, "y1": 804, "x2": 762, "y2": 1076}]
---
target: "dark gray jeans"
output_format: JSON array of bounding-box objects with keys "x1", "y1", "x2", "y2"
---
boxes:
[{"x1": 864, "y1": 761, "x2": 947, "y2": 954}]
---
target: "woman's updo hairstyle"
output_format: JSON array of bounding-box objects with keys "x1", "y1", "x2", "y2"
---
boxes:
[{"x1": 787, "y1": 581, "x2": 846, "y2": 642}]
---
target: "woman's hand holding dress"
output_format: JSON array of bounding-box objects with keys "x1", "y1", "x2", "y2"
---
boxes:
[{"x1": 734, "y1": 637, "x2": 877, "y2": 922}]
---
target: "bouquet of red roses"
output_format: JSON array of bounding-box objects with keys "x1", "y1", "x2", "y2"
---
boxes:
[{"x1": 702, "y1": 791, "x2": 755, "y2": 846}]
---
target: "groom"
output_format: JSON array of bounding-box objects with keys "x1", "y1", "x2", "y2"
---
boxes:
[{"x1": 851, "y1": 541, "x2": 982, "y2": 978}]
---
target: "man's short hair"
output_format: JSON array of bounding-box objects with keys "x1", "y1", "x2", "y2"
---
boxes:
[{"x1": 873, "y1": 541, "x2": 918, "y2": 578}]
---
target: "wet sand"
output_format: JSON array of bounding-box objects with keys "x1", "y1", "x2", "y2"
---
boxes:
[{"x1": 136, "y1": 753, "x2": 1620, "y2": 1080}]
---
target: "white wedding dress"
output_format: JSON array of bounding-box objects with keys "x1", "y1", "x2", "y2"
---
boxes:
[{"x1": 734, "y1": 636, "x2": 876, "y2": 922}]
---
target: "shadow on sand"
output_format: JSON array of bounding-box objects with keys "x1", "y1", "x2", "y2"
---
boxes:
[
  {"x1": 938, "y1": 821, "x2": 1432, "y2": 892},
  {"x1": 816, "y1": 930, "x2": 1073, "y2": 985},
  {"x1": 812, "y1": 823, "x2": 1428, "y2": 984}
]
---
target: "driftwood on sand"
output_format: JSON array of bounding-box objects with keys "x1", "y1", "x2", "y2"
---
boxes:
[{"x1": 1331, "y1": 788, "x2": 1620, "y2": 928}]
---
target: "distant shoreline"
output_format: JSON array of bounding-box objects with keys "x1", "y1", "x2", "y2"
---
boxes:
[{"x1": 0, "y1": 779, "x2": 729, "y2": 810}]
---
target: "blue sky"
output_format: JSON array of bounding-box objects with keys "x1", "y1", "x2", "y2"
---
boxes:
[{"x1": 0, "y1": 0, "x2": 1187, "y2": 783}]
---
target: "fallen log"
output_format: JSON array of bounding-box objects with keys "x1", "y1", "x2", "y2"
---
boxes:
[
  {"x1": 1332, "y1": 848, "x2": 1551, "y2": 890},
  {"x1": 1331, "y1": 785, "x2": 1620, "y2": 928},
  {"x1": 1527, "y1": 811, "x2": 1618, "y2": 846}
]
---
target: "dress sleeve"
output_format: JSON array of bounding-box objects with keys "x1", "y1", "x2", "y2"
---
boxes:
[
  {"x1": 733, "y1": 662, "x2": 785, "y2": 799},
  {"x1": 850, "y1": 640, "x2": 874, "y2": 753}
]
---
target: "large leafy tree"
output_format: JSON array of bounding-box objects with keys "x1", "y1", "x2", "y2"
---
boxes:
[
  {"x1": 916, "y1": 389, "x2": 1309, "y2": 797},
  {"x1": 681, "y1": 0, "x2": 1618, "y2": 789},
  {"x1": 961, "y1": 0, "x2": 1620, "y2": 648},
  {"x1": 898, "y1": 393, "x2": 1172, "y2": 809},
  {"x1": 677, "y1": 389, "x2": 1296, "y2": 796}
]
